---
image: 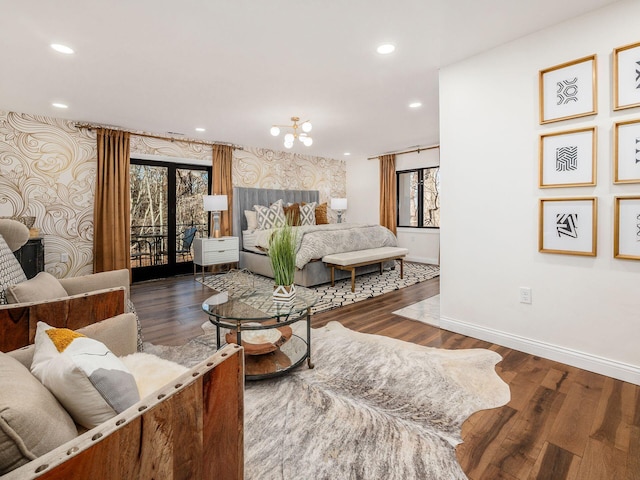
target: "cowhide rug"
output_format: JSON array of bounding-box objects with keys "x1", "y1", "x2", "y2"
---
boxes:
[{"x1": 144, "y1": 321, "x2": 510, "y2": 480}]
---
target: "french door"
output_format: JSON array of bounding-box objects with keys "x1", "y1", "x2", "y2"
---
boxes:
[{"x1": 130, "y1": 158, "x2": 211, "y2": 282}]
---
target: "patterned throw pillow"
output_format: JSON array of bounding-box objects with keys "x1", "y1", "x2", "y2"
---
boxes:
[
  {"x1": 254, "y1": 199, "x2": 286, "y2": 230},
  {"x1": 30, "y1": 322, "x2": 141, "y2": 429},
  {"x1": 0, "y1": 235, "x2": 27, "y2": 305},
  {"x1": 299, "y1": 202, "x2": 316, "y2": 226},
  {"x1": 315, "y1": 203, "x2": 329, "y2": 224}
]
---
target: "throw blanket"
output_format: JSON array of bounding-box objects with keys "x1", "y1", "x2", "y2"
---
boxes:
[{"x1": 254, "y1": 223, "x2": 397, "y2": 269}]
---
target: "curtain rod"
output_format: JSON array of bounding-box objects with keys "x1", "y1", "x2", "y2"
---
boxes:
[
  {"x1": 74, "y1": 123, "x2": 243, "y2": 150},
  {"x1": 367, "y1": 144, "x2": 439, "y2": 160}
]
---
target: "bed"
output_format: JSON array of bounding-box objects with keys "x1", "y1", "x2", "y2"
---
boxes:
[{"x1": 232, "y1": 187, "x2": 398, "y2": 287}]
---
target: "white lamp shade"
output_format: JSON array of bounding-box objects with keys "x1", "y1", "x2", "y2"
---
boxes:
[
  {"x1": 331, "y1": 198, "x2": 347, "y2": 210},
  {"x1": 270, "y1": 126, "x2": 280, "y2": 136},
  {"x1": 301, "y1": 121, "x2": 312, "y2": 133},
  {"x1": 203, "y1": 195, "x2": 228, "y2": 211}
]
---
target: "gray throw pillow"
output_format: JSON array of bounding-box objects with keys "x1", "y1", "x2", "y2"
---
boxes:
[
  {"x1": 6, "y1": 272, "x2": 68, "y2": 304},
  {"x1": 0, "y1": 352, "x2": 77, "y2": 475}
]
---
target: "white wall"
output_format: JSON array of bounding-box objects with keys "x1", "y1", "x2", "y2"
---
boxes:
[
  {"x1": 396, "y1": 148, "x2": 440, "y2": 264},
  {"x1": 346, "y1": 156, "x2": 379, "y2": 225},
  {"x1": 439, "y1": 0, "x2": 640, "y2": 385}
]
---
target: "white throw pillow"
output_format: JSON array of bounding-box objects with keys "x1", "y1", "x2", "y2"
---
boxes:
[
  {"x1": 254, "y1": 199, "x2": 286, "y2": 230},
  {"x1": 30, "y1": 322, "x2": 140, "y2": 429},
  {"x1": 244, "y1": 210, "x2": 258, "y2": 230},
  {"x1": 299, "y1": 202, "x2": 317, "y2": 226}
]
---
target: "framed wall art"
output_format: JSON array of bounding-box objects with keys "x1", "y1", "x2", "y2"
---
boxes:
[
  {"x1": 539, "y1": 127, "x2": 596, "y2": 187},
  {"x1": 539, "y1": 197, "x2": 597, "y2": 256},
  {"x1": 613, "y1": 41, "x2": 640, "y2": 111},
  {"x1": 539, "y1": 55, "x2": 597, "y2": 124},
  {"x1": 614, "y1": 196, "x2": 640, "y2": 260},
  {"x1": 614, "y1": 118, "x2": 640, "y2": 183}
]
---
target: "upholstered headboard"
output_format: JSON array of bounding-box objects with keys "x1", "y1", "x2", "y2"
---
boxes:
[{"x1": 232, "y1": 187, "x2": 319, "y2": 248}]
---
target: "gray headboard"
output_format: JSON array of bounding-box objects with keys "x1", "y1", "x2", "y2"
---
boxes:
[{"x1": 233, "y1": 187, "x2": 320, "y2": 248}]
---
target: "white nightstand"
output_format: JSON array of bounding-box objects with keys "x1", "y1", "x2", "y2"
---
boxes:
[{"x1": 193, "y1": 236, "x2": 239, "y2": 280}]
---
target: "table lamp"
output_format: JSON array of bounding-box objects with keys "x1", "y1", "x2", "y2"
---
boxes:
[
  {"x1": 331, "y1": 198, "x2": 348, "y2": 223},
  {"x1": 203, "y1": 194, "x2": 228, "y2": 238}
]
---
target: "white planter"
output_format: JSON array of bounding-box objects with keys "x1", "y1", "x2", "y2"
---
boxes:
[{"x1": 273, "y1": 284, "x2": 296, "y2": 304}]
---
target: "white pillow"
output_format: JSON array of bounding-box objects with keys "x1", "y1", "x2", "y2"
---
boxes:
[
  {"x1": 254, "y1": 199, "x2": 286, "y2": 230},
  {"x1": 244, "y1": 210, "x2": 258, "y2": 230},
  {"x1": 30, "y1": 322, "x2": 140, "y2": 429},
  {"x1": 299, "y1": 202, "x2": 317, "y2": 226}
]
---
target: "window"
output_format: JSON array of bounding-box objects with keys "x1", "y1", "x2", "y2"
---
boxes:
[{"x1": 397, "y1": 166, "x2": 440, "y2": 228}]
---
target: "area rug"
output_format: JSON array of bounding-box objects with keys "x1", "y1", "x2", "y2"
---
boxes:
[
  {"x1": 144, "y1": 321, "x2": 510, "y2": 480},
  {"x1": 393, "y1": 294, "x2": 441, "y2": 326},
  {"x1": 196, "y1": 261, "x2": 440, "y2": 314}
]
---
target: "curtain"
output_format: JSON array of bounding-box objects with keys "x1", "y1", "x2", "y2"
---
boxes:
[
  {"x1": 379, "y1": 154, "x2": 397, "y2": 235},
  {"x1": 94, "y1": 128, "x2": 131, "y2": 272},
  {"x1": 212, "y1": 144, "x2": 234, "y2": 236}
]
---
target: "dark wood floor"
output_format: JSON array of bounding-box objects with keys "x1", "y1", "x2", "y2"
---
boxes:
[{"x1": 131, "y1": 275, "x2": 640, "y2": 480}]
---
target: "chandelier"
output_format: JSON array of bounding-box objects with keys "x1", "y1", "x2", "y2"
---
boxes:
[{"x1": 270, "y1": 116, "x2": 313, "y2": 148}]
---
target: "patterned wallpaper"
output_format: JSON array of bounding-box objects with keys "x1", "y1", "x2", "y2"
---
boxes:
[{"x1": 0, "y1": 110, "x2": 346, "y2": 277}]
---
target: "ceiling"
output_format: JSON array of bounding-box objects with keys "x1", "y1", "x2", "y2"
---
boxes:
[{"x1": 0, "y1": 0, "x2": 620, "y2": 160}]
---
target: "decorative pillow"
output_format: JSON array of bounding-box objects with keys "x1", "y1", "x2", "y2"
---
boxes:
[
  {"x1": 254, "y1": 199, "x2": 286, "y2": 230},
  {"x1": 0, "y1": 235, "x2": 27, "y2": 305},
  {"x1": 244, "y1": 210, "x2": 258, "y2": 230},
  {"x1": 30, "y1": 322, "x2": 140, "y2": 429},
  {"x1": 0, "y1": 352, "x2": 77, "y2": 475},
  {"x1": 283, "y1": 203, "x2": 301, "y2": 226},
  {"x1": 315, "y1": 203, "x2": 329, "y2": 225},
  {"x1": 5, "y1": 271, "x2": 68, "y2": 304},
  {"x1": 299, "y1": 202, "x2": 316, "y2": 226}
]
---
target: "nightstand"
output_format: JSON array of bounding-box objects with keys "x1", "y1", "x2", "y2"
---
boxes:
[{"x1": 193, "y1": 236, "x2": 239, "y2": 280}]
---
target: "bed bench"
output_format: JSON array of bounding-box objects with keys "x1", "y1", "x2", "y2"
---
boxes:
[{"x1": 322, "y1": 247, "x2": 409, "y2": 292}]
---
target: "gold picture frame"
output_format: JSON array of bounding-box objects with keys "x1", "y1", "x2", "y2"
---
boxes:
[
  {"x1": 539, "y1": 55, "x2": 597, "y2": 124},
  {"x1": 613, "y1": 196, "x2": 640, "y2": 260},
  {"x1": 539, "y1": 127, "x2": 596, "y2": 188},
  {"x1": 539, "y1": 197, "x2": 597, "y2": 256},
  {"x1": 613, "y1": 118, "x2": 640, "y2": 184},
  {"x1": 613, "y1": 41, "x2": 640, "y2": 111}
]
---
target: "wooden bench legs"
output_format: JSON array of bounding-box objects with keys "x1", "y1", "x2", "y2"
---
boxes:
[{"x1": 328, "y1": 257, "x2": 405, "y2": 293}]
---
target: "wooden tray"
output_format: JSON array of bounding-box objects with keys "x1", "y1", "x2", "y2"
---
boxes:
[{"x1": 225, "y1": 325, "x2": 292, "y2": 355}]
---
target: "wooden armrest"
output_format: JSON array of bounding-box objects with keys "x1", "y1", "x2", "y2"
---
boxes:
[
  {"x1": 0, "y1": 288, "x2": 126, "y2": 352},
  {"x1": 3, "y1": 344, "x2": 245, "y2": 480}
]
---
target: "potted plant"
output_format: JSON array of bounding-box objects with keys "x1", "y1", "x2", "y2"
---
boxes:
[{"x1": 268, "y1": 221, "x2": 297, "y2": 303}]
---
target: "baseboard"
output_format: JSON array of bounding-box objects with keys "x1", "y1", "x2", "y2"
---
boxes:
[
  {"x1": 406, "y1": 255, "x2": 439, "y2": 265},
  {"x1": 439, "y1": 315, "x2": 640, "y2": 386}
]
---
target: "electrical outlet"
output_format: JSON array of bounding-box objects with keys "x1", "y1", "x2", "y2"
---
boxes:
[
  {"x1": 519, "y1": 287, "x2": 532, "y2": 304},
  {"x1": 60, "y1": 253, "x2": 69, "y2": 262}
]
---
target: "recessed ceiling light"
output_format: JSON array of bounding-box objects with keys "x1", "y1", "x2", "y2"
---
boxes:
[
  {"x1": 343, "y1": 152, "x2": 351, "y2": 156},
  {"x1": 409, "y1": 102, "x2": 422, "y2": 108},
  {"x1": 50, "y1": 44, "x2": 74, "y2": 55},
  {"x1": 52, "y1": 103, "x2": 68, "y2": 109},
  {"x1": 195, "y1": 127, "x2": 206, "y2": 132},
  {"x1": 376, "y1": 44, "x2": 395, "y2": 55}
]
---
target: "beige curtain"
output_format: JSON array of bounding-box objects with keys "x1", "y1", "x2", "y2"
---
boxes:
[
  {"x1": 379, "y1": 154, "x2": 397, "y2": 235},
  {"x1": 212, "y1": 144, "x2": 234, "y2": 236},
  {"x1": 94, "y1": 129, "x2": 131, "y2": 272}
]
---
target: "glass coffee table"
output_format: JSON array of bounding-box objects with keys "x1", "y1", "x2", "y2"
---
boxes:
[{"x1": 202, "y1": 284, "x2": 317, "y2": 380}]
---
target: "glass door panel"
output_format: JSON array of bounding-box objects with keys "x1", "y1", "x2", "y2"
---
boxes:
[
  {"x1": 175, "y1": 168, "x2": 209, "y2": 264},
  {"x1": 130, "y1": 164, "x2": 168, "y2": 268}
]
